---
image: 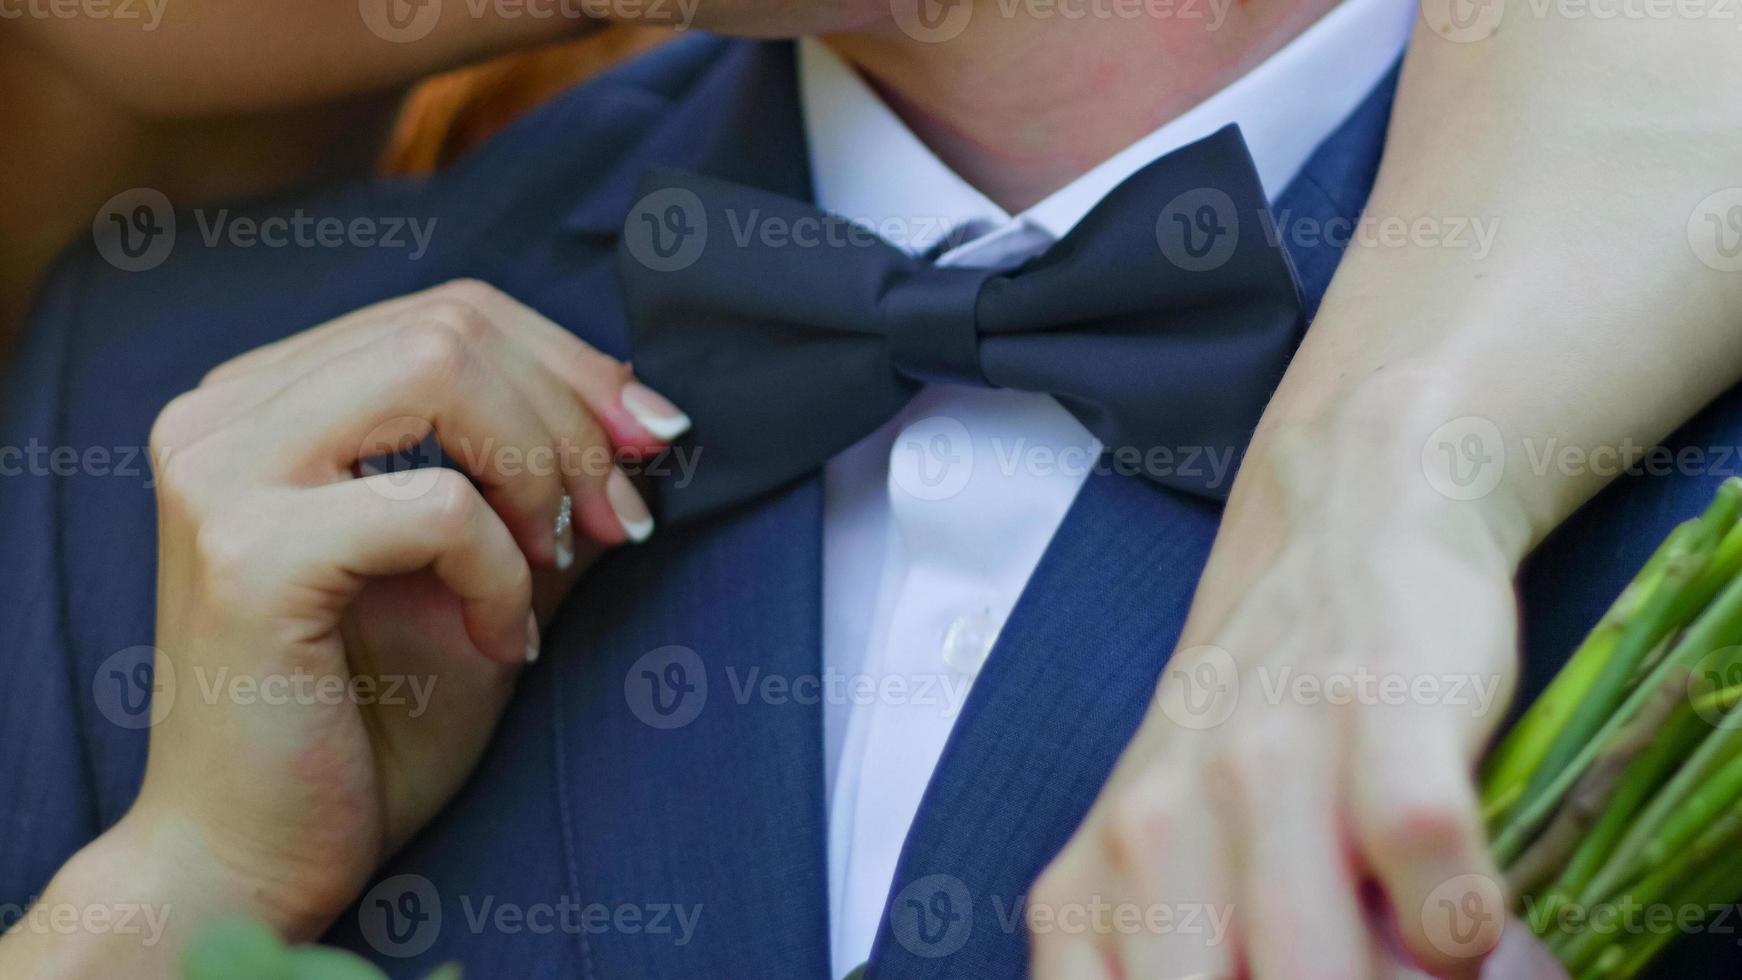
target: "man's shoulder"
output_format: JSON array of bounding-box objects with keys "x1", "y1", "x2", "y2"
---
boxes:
[
  {"x1": 33, "y1": 32, "x2": 752, "y2": 390},
  {"x1": 0, "y1": 34, "x2": 763, "y2": 856}
]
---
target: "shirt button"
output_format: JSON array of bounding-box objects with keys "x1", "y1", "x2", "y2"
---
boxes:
[{"x1": 941, "y1": 611, "x2": 998, "y2": 675}]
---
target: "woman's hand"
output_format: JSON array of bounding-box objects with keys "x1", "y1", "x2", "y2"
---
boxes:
[
  {"x1": 128, "y1": 279, "x2": 687, "y2": 939},
  {"x1": 1030, "y1": 375, "x2": 1526, "y2": 980},
  {"x1": 1027, "y1": 10, "x2": 1742, "y2": 974}
]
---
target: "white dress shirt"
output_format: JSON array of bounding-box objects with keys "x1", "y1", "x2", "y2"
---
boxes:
[{"x1": 802, "y1": 1, "x2": 1414, "y2": 972}]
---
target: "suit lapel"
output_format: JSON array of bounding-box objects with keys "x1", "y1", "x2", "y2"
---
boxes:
[
  {"x1": 564, "y1": 40, "x2": 812, "y2": 236},
  {"x1": 1272, "y1": 61, "x2": 1401, "y2": 317},
  {"x1": 550, "y1": 40, "x2": 830, "y2": 980},
  {"x1": 866, "y1": 473, "x2": 1223, "y2": 978},
  {"x1": 550, "y1": 480, "x2": 832, "y2": 980},
  {"x1": 866, "y1": 62, "x2": 1403, "y2": 979}
]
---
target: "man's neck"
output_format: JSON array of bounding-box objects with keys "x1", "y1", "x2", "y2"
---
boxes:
[{"x1": 823, "y1": 0, "x2": 1342, "y2": 212}]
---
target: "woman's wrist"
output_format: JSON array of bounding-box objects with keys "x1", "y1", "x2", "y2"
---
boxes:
[
  {"x1": 91, "y1": 806, "x2": 348, "y2": 946},
  {"x1": 1271, "y1": 362, "x2": 1539, "y2": 547},
  {"x1": 0, "y1": 813, "x2": 231, "y2": 976}
]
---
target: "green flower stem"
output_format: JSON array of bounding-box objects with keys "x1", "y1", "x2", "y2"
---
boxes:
[
  {"x1": 1495, "y1": 495, "x2": 1742, "y2": 866},
  {"x1": 1577, "y1": 703, "x2": 1742, "y2": 909},
  {"x1": 1522, "y1": 481, "x2": 1742, "y2": 796},
  {"x1": 1506, "y1": 668, "x2": 1691, "y2": 902},
  {"x1": 1692, "y1": 682, "x2": 1742, "y2": 717},
  {"x1": 1482, "y1": 524, "x2": 1690, "y2": 824},
  {"x1": 1636, "y1": 731, "x2": 1742, "y2": 871},
  {"x1": 1536, "y1": 700, "x2": 1708, "y2": 928},
  {"x1": 1588, "y1": 840, "x2": 1742, "y2": 980},
  {"x1": 1559, "y1": 802, "x2": 1742, "y2": 973}
]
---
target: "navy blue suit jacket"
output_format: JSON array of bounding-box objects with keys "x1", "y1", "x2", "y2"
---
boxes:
[{"x1": 3, "y1": 36, "x2": 1740, "y2": 979}]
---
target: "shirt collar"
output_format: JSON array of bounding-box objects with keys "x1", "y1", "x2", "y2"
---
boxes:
[{"x1": 798, "y1": 0, "x2": 1414, "y2": 258}]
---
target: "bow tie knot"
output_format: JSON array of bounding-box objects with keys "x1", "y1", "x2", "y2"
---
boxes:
[
  {"x1": 619, "y1": 124, "x2": 1306, "y2": 523},
  {"x1": 880, "y1": 263, "x2": 994, "y2": 387}
]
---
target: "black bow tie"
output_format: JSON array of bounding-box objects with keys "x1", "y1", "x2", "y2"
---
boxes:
[{"x1": 618, "y1": 124, "x2": 1305, "y2": 522}]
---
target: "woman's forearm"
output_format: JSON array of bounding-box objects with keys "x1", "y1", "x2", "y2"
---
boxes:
[
  {"x1": 1284, "y1": 13, "x2": 1740, "y2": 525},
  {"x1": 1193, "y1": 13, "x2": 1742, "y2": 632}
]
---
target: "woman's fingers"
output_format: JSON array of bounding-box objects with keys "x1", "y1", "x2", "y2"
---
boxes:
[
  {"x1": 259, "y1": 471, "x2": 536, "y2": 665},
  {"x1": 433, "y1": 280, "x2": 689, "y2": 451},
  {"x1": 206, "y1": 321, "x2": 645, "y2": 553},
  {"x1": 1113, "y1": 773, "x2": 1239, "y2": 980},
  {"x1": 1026, "y1": 866, "x2": 1119, "y2": 980},
  {"x1": 1026, "y1": 489, "x2": 1523, "y2": 980},
  {"x1": 1353, "y1": 576, "x2": 1513, "y2": 979},
  {"x1": 1352, "y1": 711, "x2": 1505, "y2": 980},
  {"x1": 200, "y1": 288, "x2": 429, "y2": 386},
  {"x1": 217, "y1": 322, "x2": 583, "y2": 561},
  {"x1": 201, "y1": 279, "x2": 687, "y2": 452},
  {"x1": 1027, "y1": 847, "x2": 1123, "y2": 980},
  {"x1": 1030, "y1": 762, "x2": 1242, "y2": 980},
  {"x1": 1029, "y1": 656, "x2": 1502, "y2": 980},
  {"x1": 180, "y1": 281, "x2": 681, "y2": 553},
  {"x1": 1220, "y1": 713, "x2": 1377, "y2": 980}
]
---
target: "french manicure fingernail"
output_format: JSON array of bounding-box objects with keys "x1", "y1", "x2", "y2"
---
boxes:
[
  {"x1": 554, "y1": 494, "x2": 574, "y2": 571},
  {"x1": 620, "y1": 382, "x2": 692, "y2": 441},
  {"x1": 525, "y1": 610, "x2": 541, "y2": 664},
  {"x1": 607, "y1": 467, "x2": 655, "y2": 544}
]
